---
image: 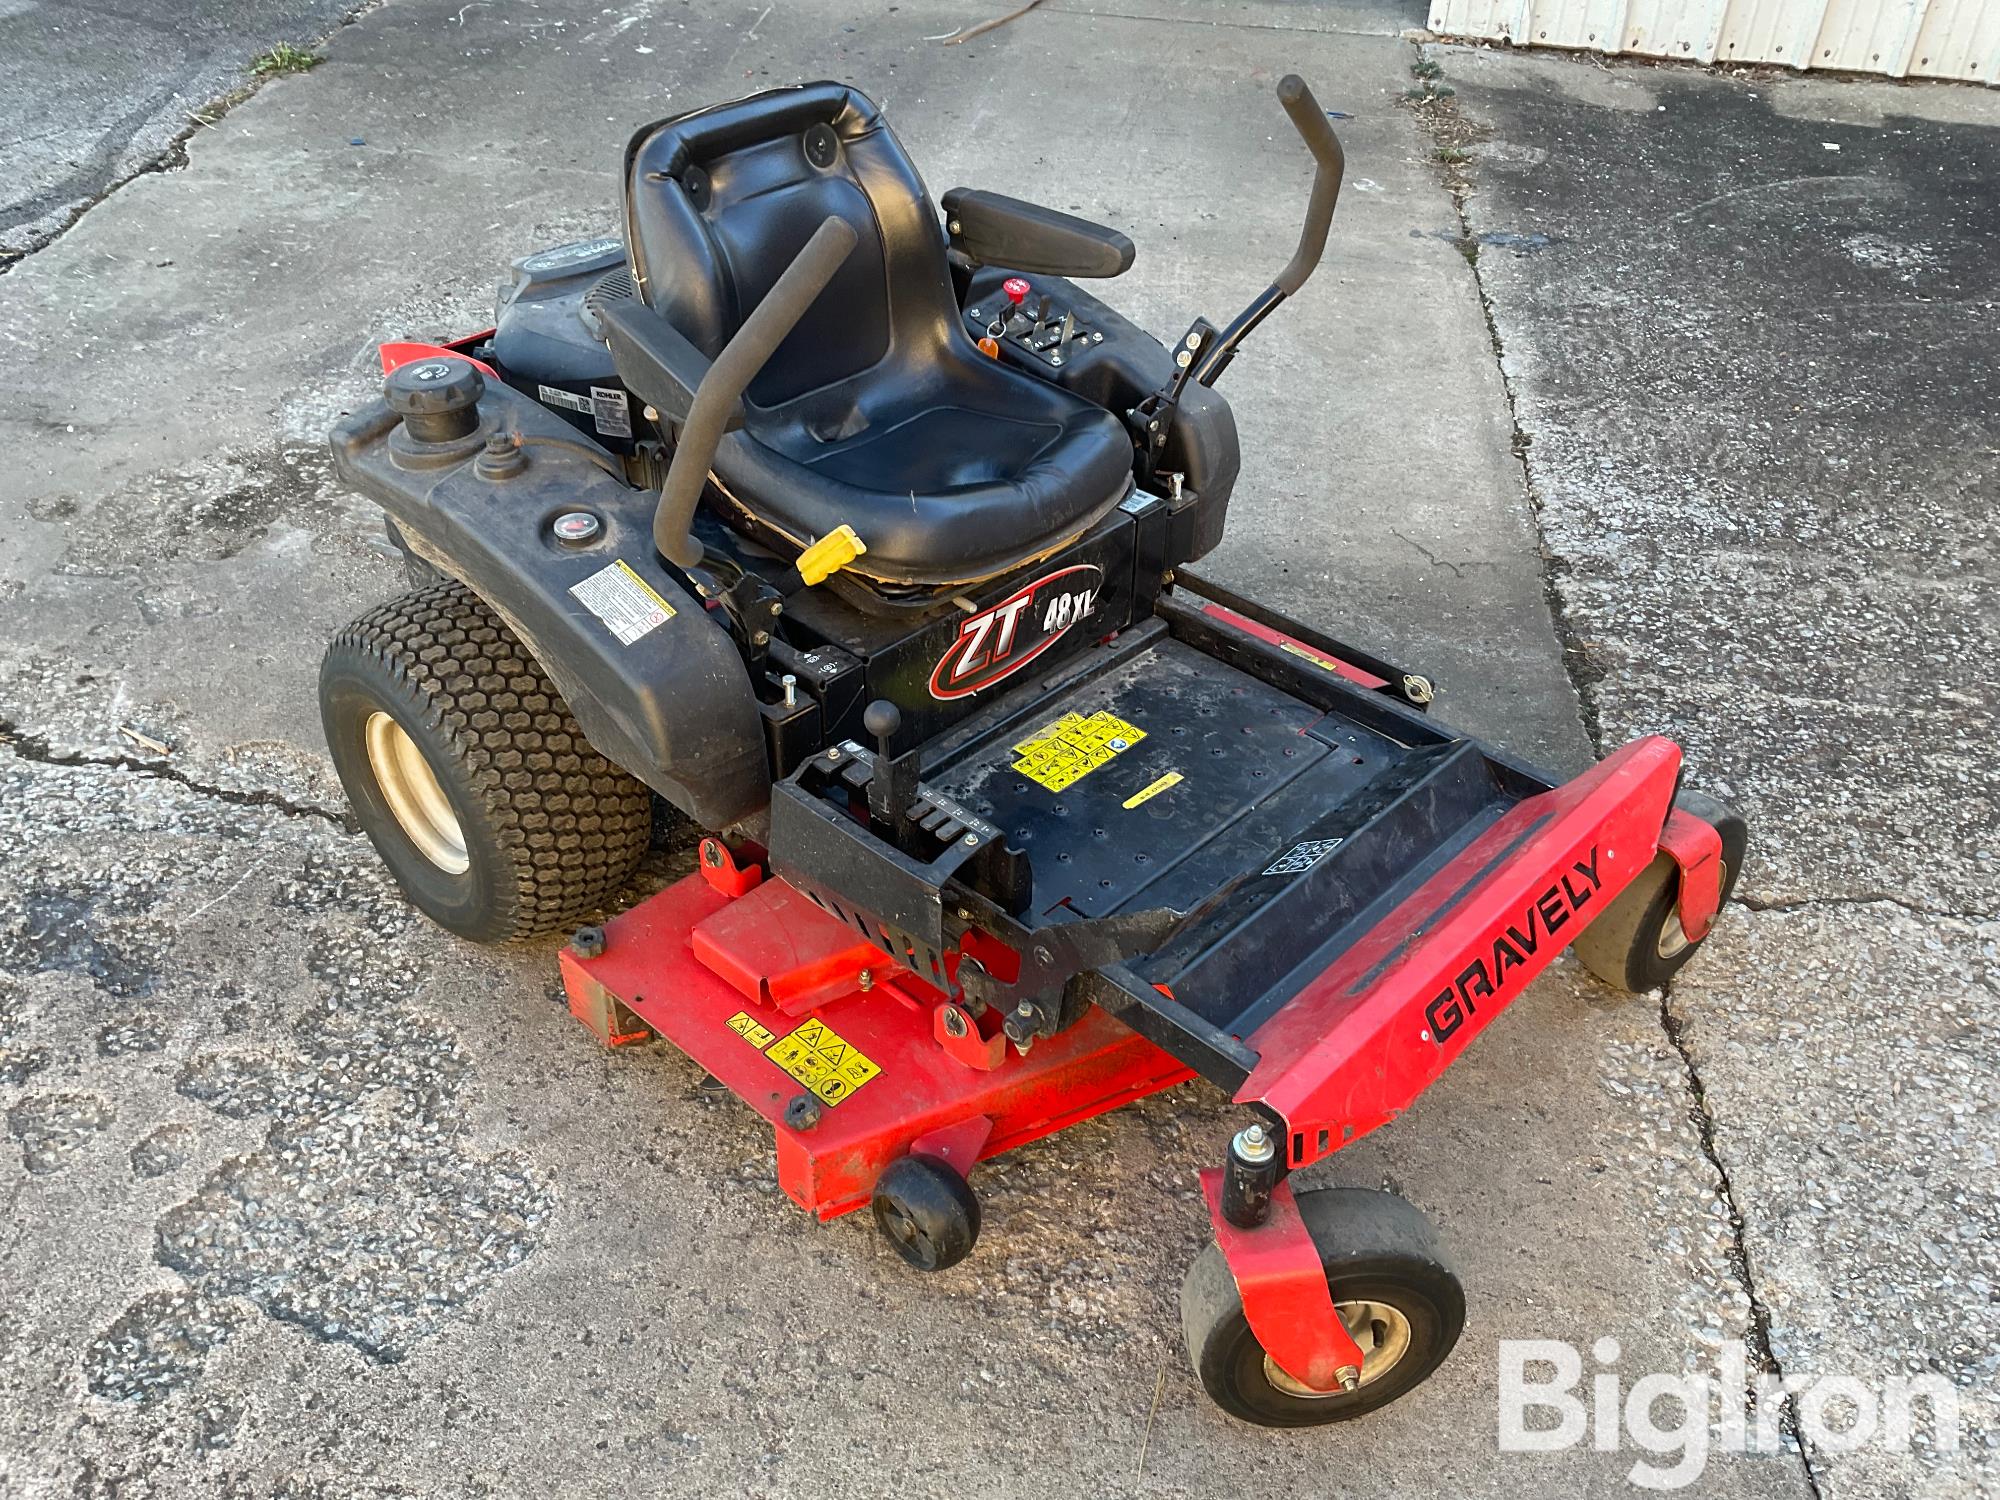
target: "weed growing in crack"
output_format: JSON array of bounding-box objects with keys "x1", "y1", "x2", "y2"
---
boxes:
[{"x1": 250, "y1": 43, "x2": 320, "y2": 76}]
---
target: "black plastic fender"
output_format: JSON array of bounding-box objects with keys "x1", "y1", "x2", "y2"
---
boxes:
[{"x1": 330, "y1": 379, "x2": 768, "y2": 830}]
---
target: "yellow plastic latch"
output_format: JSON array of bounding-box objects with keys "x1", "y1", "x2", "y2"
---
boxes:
[{"x1": 796, "y1": 524, "x2": 867, "y2": 587}]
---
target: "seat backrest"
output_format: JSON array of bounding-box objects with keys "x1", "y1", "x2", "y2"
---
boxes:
[{"x1": 622, "y1": 82, "x2": 956, "y2": 410}]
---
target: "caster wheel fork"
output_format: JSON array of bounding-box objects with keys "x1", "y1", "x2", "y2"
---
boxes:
[{"x1": 1183, "y1": 1180, "x2": 1464, "y2": 1427}]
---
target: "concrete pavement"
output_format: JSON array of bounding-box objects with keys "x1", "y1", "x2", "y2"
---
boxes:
[
  {"x1": 1430, "y1": 46, "x2": 1999, "y2": 1498},
  {"x1": 0, "y1": 1, "x2": 1988, "y2": 1495},
  {"x1": 0, "y1": 0, "x2": 366, "y2": 259}
]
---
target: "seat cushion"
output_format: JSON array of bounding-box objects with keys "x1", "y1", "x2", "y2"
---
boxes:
[{"x1": 714, "y1": 352, "x2": 1134, "y2": 586}]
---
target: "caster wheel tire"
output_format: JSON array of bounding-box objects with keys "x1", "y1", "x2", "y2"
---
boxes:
[
  {"x1": 320, "y1": 580, "x2": 653, "y2": 943},
  {"x1": 871, "y1": 1154, "x2": 980, "y2": 1272},
  {"x1": 1181, "y1": 1187, "x2": 1464, "y2": 1427},
  {"x1": 1571, "y1": 790, "x2": 1748, "y2": 994}
]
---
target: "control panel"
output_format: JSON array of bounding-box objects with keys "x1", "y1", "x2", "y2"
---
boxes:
[{"x1": 963, "y1": 275, "x2": 1106, "y2": 370}]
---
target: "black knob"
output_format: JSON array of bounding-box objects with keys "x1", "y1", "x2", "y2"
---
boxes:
[
  {"x1": 386, "y1": 357, "x2": 483, "y2": 443},
  {"x1": 861, "y1": 700, "x2": 911, "y2": 828},
  {"x1": 862, "y1": 699, "x2": 901, "y2": 750}
]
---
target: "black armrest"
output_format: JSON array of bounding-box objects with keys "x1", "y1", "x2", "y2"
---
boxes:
[
  {"x1": 597, "y1": 295, "x2": 738, "y2": 430},
  {"x1": 941, "y1": 188, "x2": 1135, "y2": 279}
]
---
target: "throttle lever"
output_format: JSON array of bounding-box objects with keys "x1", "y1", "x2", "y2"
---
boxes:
[{"x1": 862, "y1": 699, "x2": 917, "y2": 831}]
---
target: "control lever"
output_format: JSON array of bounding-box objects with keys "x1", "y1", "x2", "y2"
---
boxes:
[
  {"x1": 1126, "y1": 316, "x2": 1218, "y2": 487},
  {"x1": 1185, "y1": 74, "x2": 1346, "y2": 389},
  {"x1": 862, "y1": 699, "x2": 918, "y2": 829},
  {"x1": 1001, "y1": 276, "x2": 1031, "y2": 334}
]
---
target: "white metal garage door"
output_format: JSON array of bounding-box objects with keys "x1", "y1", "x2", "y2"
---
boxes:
[{"x1": 1427, "y1": 0, "x2": 1999, "y2": 84}]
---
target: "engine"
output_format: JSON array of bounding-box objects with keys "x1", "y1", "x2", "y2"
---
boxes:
[{"x1": 490, "y1": 237, "x2": 642, "y2": 455}]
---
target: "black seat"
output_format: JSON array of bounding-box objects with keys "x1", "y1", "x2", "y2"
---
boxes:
[{"x1": 622, "y1": 82, "x2": 1134, "y2": 588}]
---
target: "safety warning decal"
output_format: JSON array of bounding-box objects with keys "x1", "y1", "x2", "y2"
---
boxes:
[
  {"x1": 725, "y1": 1010, "x2": 777, "y2": 1050},
  {"x1": 1011, "y1": 710, "x2": 1146, "y2": 793},
  {"x1": 765, "y1": 1018, "x2": 881, "y2": 1106},
  {"x1": 570, "y1": 560, "x2": 676, "y2": 646},
  {"x1": 1263, "y1": 838, "x2": 1344, "y2": 876},
  {"x1": 1122, "y1": 770, "x2": 1184, "y2": 809}
]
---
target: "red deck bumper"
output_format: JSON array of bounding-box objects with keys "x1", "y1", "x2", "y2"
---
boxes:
[{"x1": 1238, "y1": 734, "x2": 1688, "y2": 1167}]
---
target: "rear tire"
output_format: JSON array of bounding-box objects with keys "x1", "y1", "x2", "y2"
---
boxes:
[
  {"x1": 320, "y1": 580, "x2": 652, "y2": 942},
  {"x1": 1181, "y1": 1188, "x2": 1464, "y2": 1427},
  {"x1": 1571, "y1": 790, "x2": 1748, "y2": 993}
]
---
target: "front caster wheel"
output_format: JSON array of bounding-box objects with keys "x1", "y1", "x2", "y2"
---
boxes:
[
  {"x1": 871, "y1": 1154, "x2": 980, "y2": 1271},
  {"x1": 1180, "y1": 1188, "x2": 1463, "y2": 1427},
  {"x1": 320, "y1": 581, "x2": 653, "y2": 942},
  {"x1": 1571, "y1": 789, "x2": 1748, "y2": 993}
]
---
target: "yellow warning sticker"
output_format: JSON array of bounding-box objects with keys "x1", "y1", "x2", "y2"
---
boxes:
[
  {"x1": 1280, "y1": 639, "x2": 1342, "y2": 673},
  {"x1": 1010, "y1": 710, "x2": 1147, "y2": 793},
  {"x1": 726, "y1": 1010, "x2": 778, "y2": 1050},
  {"x1": 1122, "y1": 770, "x2": 1184, "y2": 809},
  {"x1": 764, "y1": 1017, "x2": 882, "y2": 1106}
]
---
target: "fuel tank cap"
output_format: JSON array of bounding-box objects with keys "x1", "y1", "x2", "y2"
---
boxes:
[{"x1": 385, "y1": 357, "x2": 484, "y2": 444}]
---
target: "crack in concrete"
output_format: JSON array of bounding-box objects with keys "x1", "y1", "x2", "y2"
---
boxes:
[
  {"x1": 0, "y1": 1, "x2": 378, "y2": 274},
  {"x1": 1040, "y1": 3, "x2": 1414, "y2": 38},
  {"x1": 1406, "y1": 45, "x2": 1828, "y2": 1500},
  {"x1": 0, "y1": 718, "x2": 352, "y2": 832},
  {"x1": 1403, "y1": 55, "x2": 1609, "y2": 763},
  {"x1": 1660, "y1": 986, "x2": 1827, "y2": 1500},
  {"x1": 1390, "y1": 527, "x2": 1467, "y2": 577},
  {"x1": 1739, "y1": 890, "x2": 1994, "y2": 925}
]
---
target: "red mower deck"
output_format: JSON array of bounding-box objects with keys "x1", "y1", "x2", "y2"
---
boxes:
[{"x1": 561, "y1": 857, "x2": 1193, "y2": 1220}]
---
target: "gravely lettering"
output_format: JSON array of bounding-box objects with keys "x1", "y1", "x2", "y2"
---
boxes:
[{"x1": 1425, "y1": 848, "x2": 1606, "y2": 1044}]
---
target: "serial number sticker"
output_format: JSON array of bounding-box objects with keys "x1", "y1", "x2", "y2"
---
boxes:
[
  {"x1": 725, "y1": 1010, "x2": 777, "y2": 1051},
  {"x1": 1010, "y1": 710, "x2": 1147, "y2": 793},
  {"x1": 1263, "y1": 838, "x2": 1345, "y2": 876},
  {"x1": 570, "y1": 560, "x2": 676, "y2": 646},
  {"x1": 765, "y1": 1018, "x2": 881, "y2": 1106},
  {"x1": 538, "y1": 383, "x2": 595, "y2": 414},
  {"x1": 1122, "y1": 770, "x2": 1184, "y2": 809}
]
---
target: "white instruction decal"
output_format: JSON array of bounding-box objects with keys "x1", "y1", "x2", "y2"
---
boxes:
[
  {"x1": 590, "y1": 386, "x2": 632, "y2": 439},
  {"x1": 1263, "y1": 838, "x2": 1344, "y2": 877},
  {"x1": 570, "y1": 560, "x2": 676, "y2": 646}
]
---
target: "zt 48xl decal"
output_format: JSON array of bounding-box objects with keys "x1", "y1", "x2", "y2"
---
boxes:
[
  {"x1": 929, "y1": 564, "x2": 1103, "y2": 700},
  {"x1": 1425, "y1": 848, "x2": 1605, "y2": 1043}
]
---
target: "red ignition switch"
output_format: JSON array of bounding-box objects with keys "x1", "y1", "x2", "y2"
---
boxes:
[{"x1": 1002, "y1": 276, "x2": 1031, "y2": 306}]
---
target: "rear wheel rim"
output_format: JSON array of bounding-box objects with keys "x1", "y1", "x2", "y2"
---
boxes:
[
  {"x1": 364, "y1": 710, "x2": 468, "y2": 874},
  {"x1": 1262, "y1": 1298, "x2": 1414, "y2": 1398}
]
